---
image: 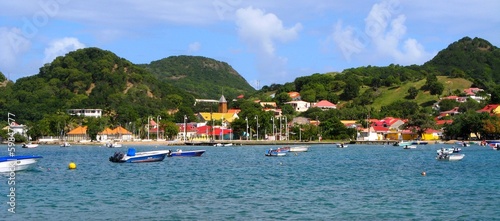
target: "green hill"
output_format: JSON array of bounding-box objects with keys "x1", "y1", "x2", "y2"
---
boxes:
[
  {"x1": 142, "y1": 55, "x2": 256, "y2": 100},
  {"x1": 4, "y1": 47, "x2": 194, "y2": 123},
  {"x1": 424, "y1": 36, "x2": 500, "y2": 89}
]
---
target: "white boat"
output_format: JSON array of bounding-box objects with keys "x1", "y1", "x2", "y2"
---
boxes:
[
  {"x1": 436, "y1": 153, "x2": 465, "y2": 161},
  {"x1": 289, "y1": 145, "x2": 310, "y2": 152},
  {"x1": 336, "y1": 143, "x2": 348, "y2": 148},
  {"x1": 22, "y1": 143, "x2": 38, "y2": 148},
  {"x1": 393, "y1": 141, "x2": 411, "y2": 146},
  {"x1": 265, "y1": 149, "x2": 287, "y2": 157},
  {"x1": 0, "y1": 155, "x2": 43, "y2": 172},
  {"x1": 437, "y1": 147, "x2": 461, "y2": 154},
  {"x1": 60, "y1": 142, "x2": 71, "y2": 147},
  {"x1": 455, "y1": 141, "x2": 470, "y2": 147},
  {"x1": 403, "y1": 145, "x2": 417, "y2": 149},
  {"x1": 109, "y1": 148, "x2": 170, "y2": 163},
  {"x1": 106, "y1": 142, "x2": 122, "y2": 148}
]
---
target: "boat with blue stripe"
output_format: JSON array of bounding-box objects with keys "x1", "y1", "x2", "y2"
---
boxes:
[
  {"x1": 0, "y1": 155, "x2": 43, "y2": 172},
  {"x1": 109, "y1": 148, "x2": 170, "y2": 163}
]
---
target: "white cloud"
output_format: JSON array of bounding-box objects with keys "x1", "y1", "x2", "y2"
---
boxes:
[
  {"x1": 332, "y1": 0, "x2": 435, "y2": 65},
  {"x1": 187, "y1": 42, "x2": 201, "y2": 53},
  {"x1": 0, "y1": 27, "x2": 31, "y2": 72},
  {"x1": 43, "y1": 37, "x2": 85, "y2": 64},
  {"x1": 235, "y1": 6, "x2": 302, "y2": 83}
]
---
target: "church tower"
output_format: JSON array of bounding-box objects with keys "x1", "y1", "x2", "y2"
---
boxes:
[{"x1": 218, "y1": 95, "x2": 227, "y2": 113}]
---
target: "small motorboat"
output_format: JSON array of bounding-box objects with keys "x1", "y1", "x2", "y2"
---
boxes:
[
  {"x1": 436, "y1": 153, "x2": 465, "y2": 161},
  {"x1": 289, "y1": 145, "x2": 309, "y2": 152},
  {"x1": 107, "y1": 142, "x2": 122, "y2": 148},
  {"x1": 403, "y1": 145, "x2": 417, "y2": 149},
  {"x1": 0, "y1": 155, "x2": 43, "y2": 172},
  {"x1": 22, "y1": 143, "x2": 39, "y2": 148},
  {"x1": 437, "y1": 147, "x2": 461, "y2": 154},
  {"x1": 276, "y1": 147, "x2": 290, "y2": 152},
  {"x1": 336, "y1": 143, "x2": 348, "y2": 148},
  {"x1": 456, "y1": 141, "x2": 470, "y2": 147},
  {"x1": 265, "y1": 149, "x2": 287, "y2": 157},
  {"x1": 109, "y1": 148, "x2": 170, "y2": 163},
  {"x1": 60, "y1": 142, "x2": 71, "y2": 147},
  {"x1": 167, "y1": 149, "x2": 205, "y2": 157},
  {"x1": 393, "y1": 141, "x2": 411, "y2": 146}
]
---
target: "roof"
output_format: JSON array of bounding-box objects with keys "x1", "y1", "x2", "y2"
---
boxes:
[
  {"x1": 67, "y1": 126, "x2": 87, "y2": 135},
  {"x1": 313, "y1": 100, "x2": 336, "y2": 108},
  {"x1": 99, "y1": 128, "x2": 114, "y2": 135},
  {"x1": 113, "y1": 126, "x2": 132, "y2": 135},
  {"x1": 477, "y1": 104, "x2": 500, "y2": 113},
  {"x1": 288, "y1": 92, "x2": 300, "y2": 99},
  {"x1": 219, "y1": 95, "x2": 227, "y2": 103},
  {"x1": 198, "y1": 112, "x2": 238, "y2": 122}
]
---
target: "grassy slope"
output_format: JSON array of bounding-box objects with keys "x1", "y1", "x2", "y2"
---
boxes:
[{"x1": 370, "y1": 76, "x2": 473, "y2": 109}]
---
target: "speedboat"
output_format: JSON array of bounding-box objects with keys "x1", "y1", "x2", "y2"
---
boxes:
[
  {"x1": 0, "y1": 155, "x2": 43, "y2": 172},
  {"x1": 60, "y1": 142, "x2": 71, "y2": 147},
  {"x1": 437, "y1": 147, "x2": 461, "y2": 154},
  {"x1": 108, "y1": 142, "x2": 122, "y2": 148},
  {"x1": 336, "y1": 143, "x2": 348, "y2": 148},
  {"x1": 289, "y1": 145, "x2": 309, "y2": 152},
  {"x1": 403, "y1": 145, "x2": 417, "y2": 149},
  {"x1": 265, "y1": 149, "x2": 287, "y2": 157},
  {"x1": 276, "y1": 147, "x2": 290, "y2": 152},
  {"x1": 436, "y1": 153, "x2": 465, "y2": 161},
  {"x1": 22, "y1": 143, "x2": 38, "y2": 148},
  {"x1": 167, "y1": 149, "x2": 205, "y2": 157},
  {"x1": 109, "y1": 148, "x2": 170, "y2": 163},
  {"x1": 393, "y1": 141, "x2": 411, "y2": 146}
]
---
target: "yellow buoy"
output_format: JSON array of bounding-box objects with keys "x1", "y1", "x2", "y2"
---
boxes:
[{"x1": 68, "y1": 162, "x2": 77, "y2": 170}]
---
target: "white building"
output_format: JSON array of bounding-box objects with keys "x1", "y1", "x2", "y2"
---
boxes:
[
  {"x1": 285, "y1": 101, "x2": 310, "y2": 112},
  {"x1": 67, "y1": 109, "x2": 102, "y2": 118}
]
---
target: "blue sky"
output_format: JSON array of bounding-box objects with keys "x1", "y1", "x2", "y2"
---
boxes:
[{"x1": 1, "y1": 0, "x2": 499, "y2": 89}]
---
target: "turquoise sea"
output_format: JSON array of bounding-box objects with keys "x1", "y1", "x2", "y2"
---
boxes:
[{"x1": 1, "y1": 143, "x2": 500, "y2": 221}]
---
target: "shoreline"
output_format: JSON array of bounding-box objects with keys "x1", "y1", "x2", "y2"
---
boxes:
[{"x1": 12, "y1": 139, "x2": 470, "y2": 146}]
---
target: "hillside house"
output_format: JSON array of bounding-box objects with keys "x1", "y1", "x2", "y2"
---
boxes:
[
  {"x1": 477, "y1": 104, "x2": 500, "y2": 115},
  {"x1": 312, "y1": 100, "x2": 337, "y2": 110},
  {"x1": 285, "y1": 100, "x2": 310, "y2": 112}
]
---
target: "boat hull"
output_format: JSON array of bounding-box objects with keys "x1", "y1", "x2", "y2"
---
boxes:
[
  {"x1": 336, "y1": 144, "x2": 348, "y2": 148},
  {"x1": 436, "y1": 154, "x2": 465, "y2": 161},
  {"x1": 289, "y1": 146, "x2": 309, "y2": 152},
  {"x1": 265, "y1": 149, "x2": 287, "y2": 157},
  {"x1": 168, "y1": 150, "x2": 205, "y2": 157},
  {"x1": 22, "y1": 144, "x2": 39, "y2": 148},
  {"x1": 0, "y1": 156, "x2": 42, "y2": 172},
  {"x1": 109, "y1": 150, "x2": 170, "y2": 163}
]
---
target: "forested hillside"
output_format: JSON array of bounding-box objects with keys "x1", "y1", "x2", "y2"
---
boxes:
[
  {"x1": 142, "y1": 56, "x2": 255, "y2": 99},
  {"x1": 425, "y1": 37, "x2": 500, "y2": 89}
]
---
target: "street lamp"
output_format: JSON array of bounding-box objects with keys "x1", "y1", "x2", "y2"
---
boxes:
[
  {"x1": 156, "y1": 115, "x2": 161, "y2": 141},
  {"x1": 221, "y1": 116, "x2": 224, "y2": 141},
  {"x1": 271, "y1": 116, "x2": 275, "y2": 140},
  {"x1": 245, "y1": 117, "x2": 249, "y2": 140},
  {"x1": 285, "y1": 116, "x2": 288, "y2": 140},
  {"x1": 279, "y1": 116, "x2": 282, "y2": 140},
  {"x1": 255, "y1": 115, "x2": 259, "y2": 141},
  {"x1": 147, "y1": 116, "x2": 151, "y2": 140},
  {"x1": 184, "y1": 115, "x2": 187, "y2": 142}
]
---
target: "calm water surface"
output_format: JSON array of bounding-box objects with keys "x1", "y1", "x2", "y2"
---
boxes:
[{"x1": 1, "y1": 144, "x2": 500, "y2": 220}]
